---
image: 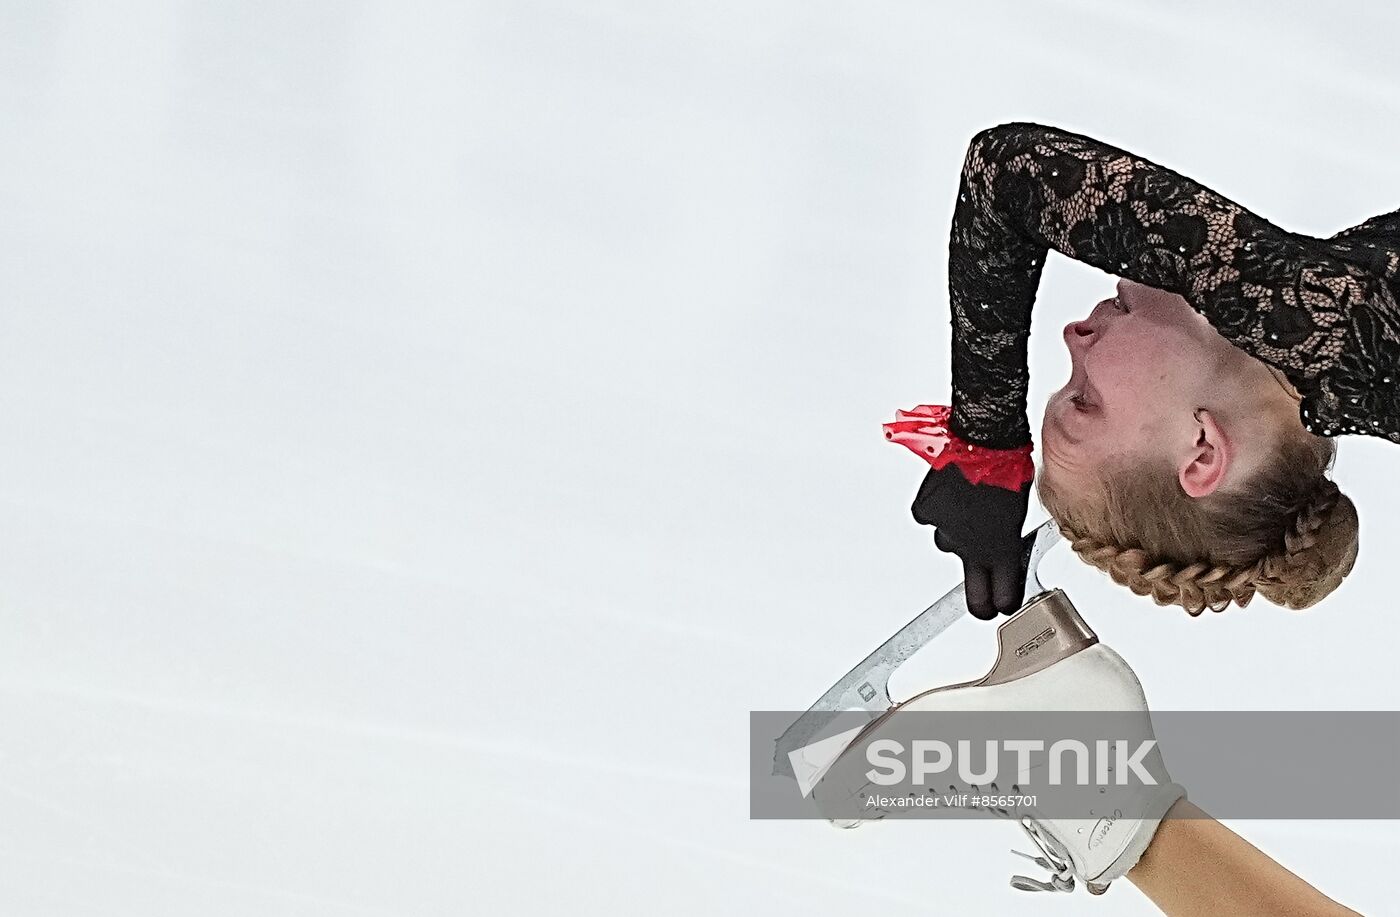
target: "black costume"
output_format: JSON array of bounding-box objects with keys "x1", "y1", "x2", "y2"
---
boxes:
[
  {"x1": 950, "y1": 121, "x2": 1399, "y2": 449},
  {"x1": 902, "y1": 122, "x2": 1399, "y2": 617}
]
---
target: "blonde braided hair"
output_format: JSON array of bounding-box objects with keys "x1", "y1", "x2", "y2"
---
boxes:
[
  {"x1": 1057, "y1": 480, "x2": 1354, "y2": 615},
  {"x1": 1039, "y1": 433, "x2": 1359, "y2": 616}
]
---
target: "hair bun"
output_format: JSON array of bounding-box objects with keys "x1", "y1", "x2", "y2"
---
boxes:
[{"x1": 1255, "y1": 484, "x2": 1359, "y2": 610}]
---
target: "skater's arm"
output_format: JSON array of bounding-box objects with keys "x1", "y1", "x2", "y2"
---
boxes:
[
  {"x1": 888, "y1": 124, "x2": 1398, "y2": 615},
  {"x1": 1127, "y1": 799, "x2": 1361, "y2": 917},
  {"x1": 949, "y1": 121, "x2": 1399, "y2": 449}
]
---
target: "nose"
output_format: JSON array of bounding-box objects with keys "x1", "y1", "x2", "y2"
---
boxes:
[
  {"x1": 1063, "y1": 296, "x2": 1119, "y2": 348},
  {"x1": 1063, "y1": 319, "x2": 1096, "y2": 350}
]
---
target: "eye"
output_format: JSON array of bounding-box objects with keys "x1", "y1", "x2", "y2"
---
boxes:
[
  {"x1": 1070, "y1": 392, "x2": 1093, "y2": 412},
  {"x1": 1113, "y1": 295, "x2": 1130, "y2": 313}
]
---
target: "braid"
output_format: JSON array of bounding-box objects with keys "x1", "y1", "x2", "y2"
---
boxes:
[
  {"x1": 1258, "y1": 480, "x2": 1340, "y2": 577},
  {"x1": 1253, "y1": 480, "x2": 1348, "y2": 607},
  {"x1": 1057, "y1": 477, "x2": 1351, "y2": 616},
  {"x1": 1037, "y1": 411, "x2": 1356, "y2": 616},
  {"x1": 1057, "y1": 523, "x2": 1266, "y2": 616}
]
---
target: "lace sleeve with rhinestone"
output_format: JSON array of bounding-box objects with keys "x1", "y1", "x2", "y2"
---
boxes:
[{"x1": 948, "y1": 121, "x2": 1400, "y2": 448}]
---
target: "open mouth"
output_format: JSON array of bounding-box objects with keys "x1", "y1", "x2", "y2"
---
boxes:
[{"x1": 1049, "y1": 391, "x2": 1084, "y2": 446}]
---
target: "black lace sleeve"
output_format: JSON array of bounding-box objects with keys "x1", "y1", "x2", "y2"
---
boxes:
[{"x1": 948, "y1": 121, "x2": 1400, "y2": 450}]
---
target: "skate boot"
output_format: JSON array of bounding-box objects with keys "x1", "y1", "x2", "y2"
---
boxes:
[{"x1": 809, "y1": 589, "x2": 1185, "y2": 895}]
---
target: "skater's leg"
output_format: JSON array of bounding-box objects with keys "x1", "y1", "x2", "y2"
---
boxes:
[{"x1": 1127, "y1": 800, "x2": 1361, "y2": 917}]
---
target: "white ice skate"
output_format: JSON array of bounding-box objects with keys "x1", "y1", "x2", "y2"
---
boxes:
[
  {"x1": 811, "y1": 589, "x2": 1184, "y2": 894},
  {"x1": 775, "y1": 522, "x2": 1184, "y2": 895}
]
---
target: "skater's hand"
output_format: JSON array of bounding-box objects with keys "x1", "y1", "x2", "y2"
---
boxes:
[{"x1": 911, "y1": 462, "x2": 1030, "y2": 619}]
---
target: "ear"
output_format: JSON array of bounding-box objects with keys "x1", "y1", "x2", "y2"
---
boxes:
[{"x1": 1178, "y1": 409, "x2": 1231, "y2": 499}]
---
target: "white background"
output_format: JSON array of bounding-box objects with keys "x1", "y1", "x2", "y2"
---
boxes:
[{"x1": 1, "y1": 2, "x2": 1397, "y2": 914}]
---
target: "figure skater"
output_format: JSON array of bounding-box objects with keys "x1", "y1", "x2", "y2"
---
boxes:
[{"x1": 886, "y1": 122, "x2": 1396, "y2": 617}]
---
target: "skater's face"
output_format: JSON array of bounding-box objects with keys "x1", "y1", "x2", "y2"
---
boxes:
[{"x1": 1039, "y1": 279, "x2": 1300, "y2": 500}]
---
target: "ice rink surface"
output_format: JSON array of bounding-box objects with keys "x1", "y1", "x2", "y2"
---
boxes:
[{"x1": 1, "y1": 1, "x2": 1398, "y2": 914}]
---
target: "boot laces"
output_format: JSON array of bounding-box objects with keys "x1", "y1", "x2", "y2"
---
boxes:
[
  {"x1": 1009, "y1": 817, "x2": 1074, "y2": 893},
  {"x1": 866, "y1": 783, "x2": 1076, "y2": 892}
]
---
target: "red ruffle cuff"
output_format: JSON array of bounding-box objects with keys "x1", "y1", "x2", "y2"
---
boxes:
[{"x1": 883, "y1": 404, "x2": 1035, "y2": 492}]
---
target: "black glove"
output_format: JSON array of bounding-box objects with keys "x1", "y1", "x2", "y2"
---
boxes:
[{"x1": 911, "y1": 462, "x2": 1030, "y2": 619}]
